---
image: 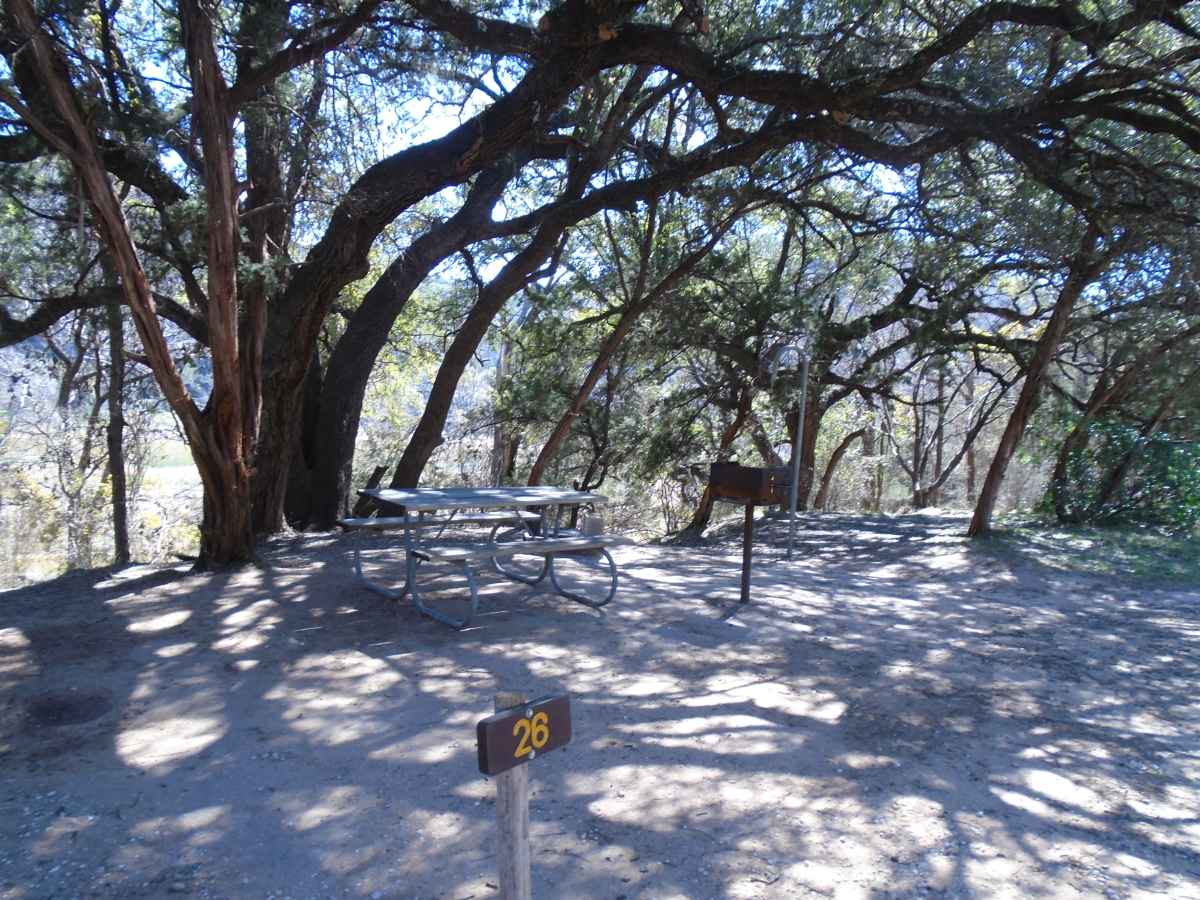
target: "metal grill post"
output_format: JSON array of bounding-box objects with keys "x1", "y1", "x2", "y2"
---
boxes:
[
  {"x1": 740, "y1": 503, "x2": 754, "y2": 604},
  {"x1": 787, "y1": 354, "x2": 810, "y2": 561}
]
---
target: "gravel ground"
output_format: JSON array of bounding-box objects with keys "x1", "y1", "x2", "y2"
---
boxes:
[{"x1": 1, "y1": 512, "x2": 1198, "y2": 899}]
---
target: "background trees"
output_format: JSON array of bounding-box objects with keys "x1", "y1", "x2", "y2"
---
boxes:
[{"x1": 0, "y1": 0, "x2": 1198, "y2": 574}]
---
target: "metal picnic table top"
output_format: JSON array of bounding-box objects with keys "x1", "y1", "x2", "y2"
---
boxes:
[{"x1": 359, "y1": 486, "x2": 608, "y2": 513}]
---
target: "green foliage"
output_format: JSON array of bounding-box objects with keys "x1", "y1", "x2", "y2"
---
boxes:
[{"x1": 1049, "y1": 419, "x2": 1200, "y2": 532}]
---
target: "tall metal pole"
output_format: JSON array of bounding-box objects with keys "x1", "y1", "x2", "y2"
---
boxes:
[{"x1": 787, "y1": 354, "x2": 810, "y2": 561}]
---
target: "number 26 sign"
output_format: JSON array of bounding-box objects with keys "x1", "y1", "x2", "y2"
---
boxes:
[{"x1": 477, "y1": 695, "x2": 572, "y2": 775}]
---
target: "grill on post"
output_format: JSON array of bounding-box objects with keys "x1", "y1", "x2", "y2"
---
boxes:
[
  {"x1": 708, "y1": 463, "x2": 791, "y2": 506},
  {"x1": 706, "y1": 463, "x2": 792, "y2": 607}
]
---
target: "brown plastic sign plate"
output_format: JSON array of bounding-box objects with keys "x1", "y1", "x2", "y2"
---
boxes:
[{"x1": 477, "y1": 694, "x2": 572, "y2": 776}]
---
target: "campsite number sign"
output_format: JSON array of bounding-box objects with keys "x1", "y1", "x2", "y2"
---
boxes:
[{"x1": 477, "y1": 694, "x2": 572, "y2": 775}]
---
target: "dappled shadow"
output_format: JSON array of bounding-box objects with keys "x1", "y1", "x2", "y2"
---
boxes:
[{"x1": 1, "y1": 514, "x2": 1198, "y2": 897}]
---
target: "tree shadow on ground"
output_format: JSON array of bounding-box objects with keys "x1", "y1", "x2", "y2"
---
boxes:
[{"x1": 1, "y1": 515, "x2": 1198, "y2": 898}]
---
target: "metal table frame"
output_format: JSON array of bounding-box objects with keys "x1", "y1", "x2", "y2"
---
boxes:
[{"x1": 353, "y1": 486, "x2": 612, "y2": 627}]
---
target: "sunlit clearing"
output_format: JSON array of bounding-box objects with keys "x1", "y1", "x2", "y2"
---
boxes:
[
  {"x1": 117, "y1": 689, "x2": 226, "y2": 772},
  {"x1": 222, "y1": 599, "x2": 279, "y2": 628},
  {"x1": 836, "y1": 752, "x2": 900, "y2": 770},
  {"x1": 132, "y1": 805, "x2": 229, "y2": 848},
  {"x1": 155, "y1": 642, "x2": 196, "y2": 658},
  {"x1": 281, "y1": 786, "x2": 364, "y2": 832},
  {"x1": 0, "y1": 627, "x2": 33, "y2": 676},
  {"x1": 266, "y1": 652, "x2": 405, "y2": 745},
  {"x1": 118, "y1": 715, "x2": 225, "y2": 769},
  {"x1": 127, "y1": 609, "x2": 191, "y2": 633},
  {"x1": 371, "y1": 725, "x2": 467, "y2": 764},
  {"x1": 1023, "y1": 768, "x2": 1108, "y2": 813}
]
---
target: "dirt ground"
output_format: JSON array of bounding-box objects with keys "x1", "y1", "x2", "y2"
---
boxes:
[{"x1": 1, "y1": 512, "x2": 1198, "y2": 900}]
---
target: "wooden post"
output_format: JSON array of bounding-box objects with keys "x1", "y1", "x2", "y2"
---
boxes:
[
  {"x1": 740, "y1": 504, "x2": 753, "y2": 604},
  {"x1": 494, "y1": 691, "x2": 532, "y2": 900}
]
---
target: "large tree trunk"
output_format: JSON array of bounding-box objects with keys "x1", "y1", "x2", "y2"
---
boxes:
[
  {"x1": 298, "y1": 161, "x2": 521, "y2": 526},
  {"x1": 252, "y1": 43, "x2": 623, "y2": 531},
  {"x1": 182, "y1": 0, "x2": 260, "y2": 566},
  {"x1": 932, "y1": 363, "x2": 946, "y2": 505},
  {"x1": 283, "y1": 356, "x2": 323, "y2": 527},
  {"x1": 8, "y1": 0, "x2": 258, "y2": 565},
  {"x1": 968, "y1": 224, "x2": 1106, "y2": 537},
  {"x1": 105, "y1": 298, "x2": 130, "y2": 566},
  {"x1": 813, "y1": 428, "x2": 866, "y2": 511},
  {"x1": 964, "y1": 373, "x2": 977, "y2": 506}
]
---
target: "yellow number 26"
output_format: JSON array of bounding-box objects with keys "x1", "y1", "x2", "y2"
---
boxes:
[{"x1": 513, "y1": 711, "x2": 551, "y2": 758}]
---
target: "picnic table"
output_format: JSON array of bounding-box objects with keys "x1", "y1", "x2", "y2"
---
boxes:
[{"x1": 341, "y1": 486, "x2": 625, "y2": 628}]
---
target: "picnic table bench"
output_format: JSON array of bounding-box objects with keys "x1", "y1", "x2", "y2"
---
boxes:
[{"x1": 340, "y1": 486, "x2": 626, "y2": 629}]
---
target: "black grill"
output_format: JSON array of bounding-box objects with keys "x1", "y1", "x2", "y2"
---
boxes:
[{"x1": 708, "y1": 462, "x2": 791, "y2": 505}]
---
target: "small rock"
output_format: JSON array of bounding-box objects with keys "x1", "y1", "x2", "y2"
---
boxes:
[{"x1": 169, "y1": 881, "x2": 188, "y2": 893}]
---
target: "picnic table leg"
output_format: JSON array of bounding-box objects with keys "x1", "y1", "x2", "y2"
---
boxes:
[
  {"x1": 352, "y1": 529, "x2": 413, "y2": 603},
  {"x1": 407, "y1": 554, "x2": 477, "y2": 630},
  {"x1": 404, "y1": 509, "x2": 419, "y2": 599},
  {"x1": 490, "y1": 556, "x2": 550, "y2": 587},
  {"x1": 489, "y1": 510, "x2": 550, "y2": 586},
  {"x1": 546, "y1": 549, "x2": 618, "y2": 609}
]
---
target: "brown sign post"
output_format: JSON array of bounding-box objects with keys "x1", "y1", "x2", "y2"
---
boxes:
[{"x1": 478, "y1": 693, "x2": 572, "y2": 900}]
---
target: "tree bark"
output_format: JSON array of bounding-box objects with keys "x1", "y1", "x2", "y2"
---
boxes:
[
  {"x1": 5, "y1": 0, "x2": 256, "y2": 564},
  {"x1": 968, "y1": 224, "x2": 1106, "y2": 537},
  {"x1": 105, "y1": 297, "x2": 130, "y2": 566},
  {"x1": 298, "y1": 162, "x2": 517, "y2": 526},
  {"x1": 181, "y1": 0, "x2": 259, "y2": 565},
  {"x1": 283, "y1": 355, "x2": 323, "y2": 527},
  {"x1": 964, "y1": 373, "x2": 977, "y2": 506},
  {"x1": 813, "y1": 428, "x2": 866, "y2": 511}
]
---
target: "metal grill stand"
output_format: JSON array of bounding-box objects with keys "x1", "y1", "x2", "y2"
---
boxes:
[{"x1": 707, "y1": 463, "x2": 791, "y2": 607}]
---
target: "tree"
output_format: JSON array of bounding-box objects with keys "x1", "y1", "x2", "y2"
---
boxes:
[
  {"x1": 968, "y1": 222, "x2": 1111, "y2": 536},
  {"x1": 3, "y1": 0, "x2": 1199, "y2": 561}
]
